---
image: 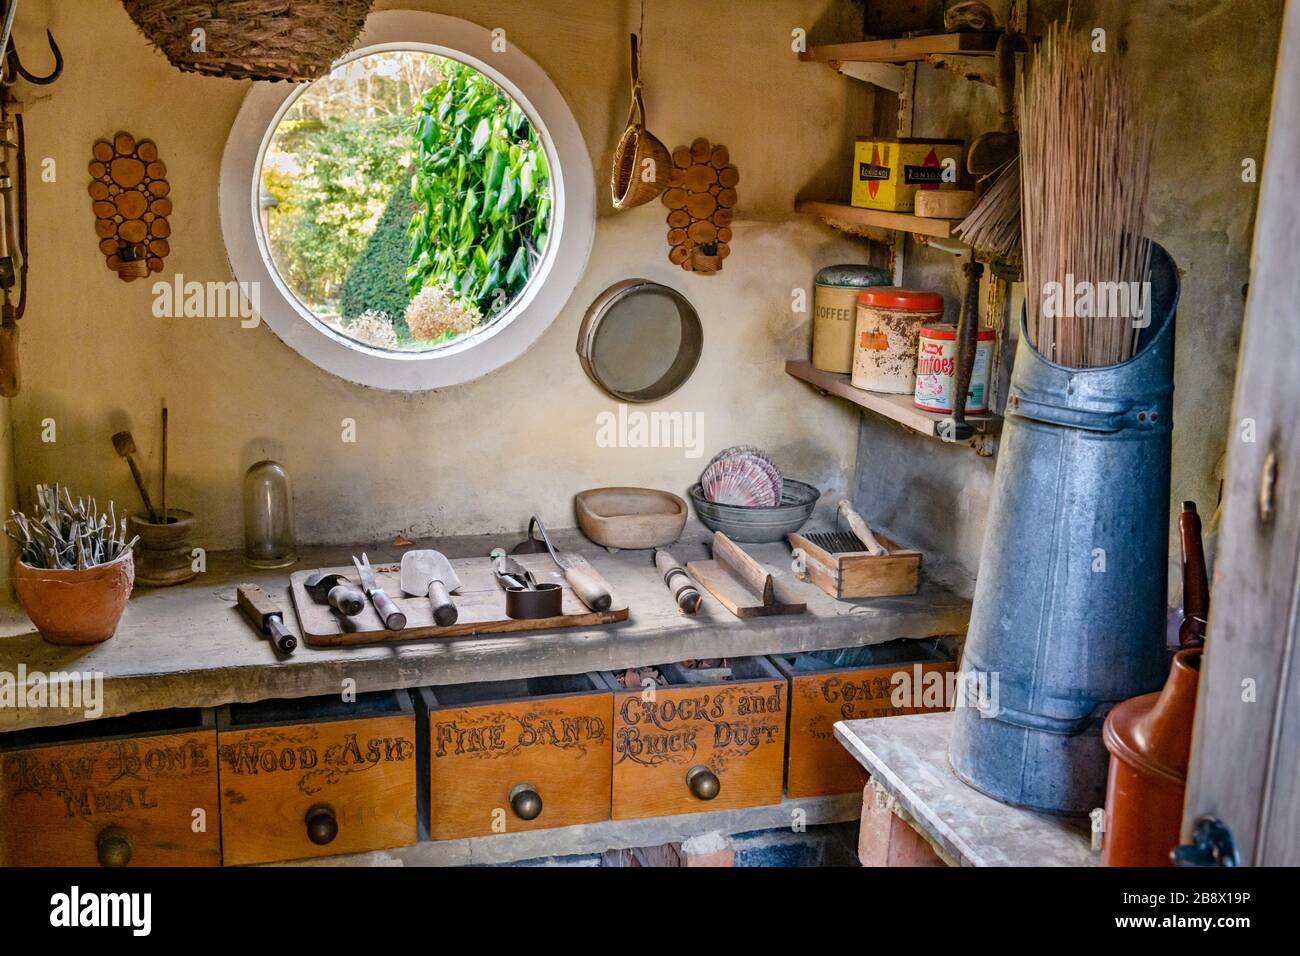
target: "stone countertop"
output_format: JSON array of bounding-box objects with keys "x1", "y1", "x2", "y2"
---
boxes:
[
  {"x1": 834, "y1": 712, "x2": 1097, "y2": 867},
  {"x1": 0, "y1": 525, "x2": 970, "y2": 731}
]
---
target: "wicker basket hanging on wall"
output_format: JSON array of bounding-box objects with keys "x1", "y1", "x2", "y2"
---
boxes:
[{"x1": 120, "y1": 1, "x2": 376, "y2": 82}]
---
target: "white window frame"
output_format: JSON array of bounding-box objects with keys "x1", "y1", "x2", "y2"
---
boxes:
[{"x1": 219, "y1": 10, "x2": 595, "y2": 391}]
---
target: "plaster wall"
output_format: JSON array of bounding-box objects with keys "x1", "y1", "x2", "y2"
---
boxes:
[{"x1": 9, "y1": 0, "x2": 872, "y2": 548}]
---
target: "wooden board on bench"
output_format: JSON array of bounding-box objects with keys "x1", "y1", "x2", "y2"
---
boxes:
[{"x1": 289, "y1": 553, "x2": 628, "y2": 647}]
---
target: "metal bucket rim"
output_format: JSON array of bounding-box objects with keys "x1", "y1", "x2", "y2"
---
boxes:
[{"x1": 1017, "y1": 241, "x2": 1180, "y2": 374}]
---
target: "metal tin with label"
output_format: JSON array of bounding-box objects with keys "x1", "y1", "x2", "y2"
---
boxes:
[
  {"x1": 851, "y1": 288, "x2": 945, "y2": 394},
  {"x1": 812, "y1": 264, "x2": 891, "y2": 373},
  {"x1": 913, "y1": 322, "x2": 994, "y2": 413}
]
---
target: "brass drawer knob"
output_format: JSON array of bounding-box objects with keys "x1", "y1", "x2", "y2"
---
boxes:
[
  {"x1": 96, "y1": 826, "x2": 132, "y2": 867},
  {"x1": 687, "y1": 765, "x2": 720, "y2": 801},
  {"x1": 509, "y1": 783, "x2": 543, "y2": 821},
  {"x1": 305, "y1": 804, "x2": 339, "y2": 845}
]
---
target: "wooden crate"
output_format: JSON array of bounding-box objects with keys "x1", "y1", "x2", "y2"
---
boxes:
[
  {"x1": 416, "y1": 674, "x2": 612, "y2": 841},
  {"x1": 216, "y1": 691, "x2": 417, "y2": 865},
  {"x1": 0, "y1": 708, "x2": 220, "y2": 867},
  {"x1": 788, "y1": 531, "x2": 921, "y2": 599},
  {"x1": 605, "y1": 656, "x2": 787, "y2": 819},
  {"x1": 772, "y1": 639, "x2": 958, "y2": 798}
]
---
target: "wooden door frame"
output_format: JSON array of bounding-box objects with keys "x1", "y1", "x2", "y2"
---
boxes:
[{"x1": 1182, "y1": 0, "x2": 1300, "y2": 865}]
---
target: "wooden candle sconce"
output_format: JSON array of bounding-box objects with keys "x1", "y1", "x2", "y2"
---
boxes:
[
  {"x1": 88, "y1": 132, "x2": 172, "y2": 282},
  {"x1": 662, "y1": 137, "x2": 737, "y2": 274}
]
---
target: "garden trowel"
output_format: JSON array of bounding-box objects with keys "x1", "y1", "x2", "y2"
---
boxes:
[{"x1": 400, "y1": 549, "x2": 462, "y2": 626}]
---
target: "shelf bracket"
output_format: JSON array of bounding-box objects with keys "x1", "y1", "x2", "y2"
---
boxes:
[{"x1": 830, "y1": 59, "x2": 906, "y2": 92}]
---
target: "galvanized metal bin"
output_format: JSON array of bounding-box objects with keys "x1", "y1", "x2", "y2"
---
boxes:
[{"x1": 949, "y1": 243, "x2": 1180, "y2": 815}]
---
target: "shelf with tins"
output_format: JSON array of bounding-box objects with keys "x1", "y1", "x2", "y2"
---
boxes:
[
  {"x1": 794, "y1": 198, "x2": 966, "y2": 241},
  {"x1": 785, "y1": 359, "x2": 1001, "y2": 446}
]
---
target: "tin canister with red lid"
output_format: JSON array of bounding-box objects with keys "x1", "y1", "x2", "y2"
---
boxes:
[
  {"x1": 851, "y1": 288, "x2": 945, "y2": 394},
  {"x1": 913, "y1": 322, "x2": 994, "y2": 414}
]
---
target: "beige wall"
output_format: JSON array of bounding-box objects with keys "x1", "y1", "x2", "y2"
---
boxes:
[{"x1": 10, "y1": 0, "x2": 872, "y2": 548}]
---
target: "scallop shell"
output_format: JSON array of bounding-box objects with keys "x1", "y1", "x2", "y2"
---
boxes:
[
  {"x1": 701, "y1": 456, "x2": 778, "y2": 507},
  {"x1": 706, "y1": 446, "x2": 783, "y2": 502},
  {"x1": 709, "y1": 444, "x2": 776, "y2": 468}
]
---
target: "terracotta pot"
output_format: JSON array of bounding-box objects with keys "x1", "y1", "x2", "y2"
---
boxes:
[
  {"x1": 14, "y1": 551, "x2": 135, "y2": 645},
  {"x1": 1101, "y1": 647, "x2": 1202, "y2": 866},
  {"x1": 128, "y1": 509, "x2": 197, "y2": 586}
]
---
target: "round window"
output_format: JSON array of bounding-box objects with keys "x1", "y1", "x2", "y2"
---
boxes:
[{"x1": 221, "y1": 11, "x2": 594, "y2": 390}]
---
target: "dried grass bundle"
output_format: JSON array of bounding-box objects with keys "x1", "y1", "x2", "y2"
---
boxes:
[
  {"x1": 1020, "y1": 21, "x2": 1154, "y2": 368},
  {"x1": 955, "y1": 156, "x2": 1021, "y2": 261}
]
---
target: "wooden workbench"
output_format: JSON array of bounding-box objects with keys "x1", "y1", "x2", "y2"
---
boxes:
[{"x1": 0, "y1": 525, "x2": 970, "y2": 732}]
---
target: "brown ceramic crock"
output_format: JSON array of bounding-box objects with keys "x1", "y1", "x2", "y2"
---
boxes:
[
  {"x1": 1101, "y1": 647, "x2": 1202, "y2": 866},
  {"x1": 128, "y1": 509, "x2": 198, "y2": 586},
  {"x1": 14, "y1": 551, "x2": 135, "y2": 645}
]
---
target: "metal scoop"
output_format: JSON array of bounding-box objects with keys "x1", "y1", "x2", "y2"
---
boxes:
[{"x1": 400, "y1": 549, "x2": 462, "y2": 626}]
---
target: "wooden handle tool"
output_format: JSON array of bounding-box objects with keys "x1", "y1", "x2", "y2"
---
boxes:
[
  {"x1": 655, "y1": 548, "x2": 702, "y2": 614},
  {"x1": 236, "y1": 584, "x2": 298, "y2": 657},
  {"x1": 304, "y1": 572, "x2": 365, "y2": 617},
  {"x1": 427, "y1": 579, "x2": 457, "y2": 626},
  {"x1": 563, "y1": 563, "x2": 613, "y2": 613},
  {"x1": 837, "y1": 499, "x2": 889, "y2": 556},
  {"x1": 1178, "y1": 501, "x2": 1209, "y2": 648},
  {"x1": 111, "y1": 430, "x2": 158, "y2": 522},
  {"x1": 522, "y1": 515, "x2": 614, "y2": 612},
  {"x1": 950, "y1": 254, "x2": 985, "y2": 440}
]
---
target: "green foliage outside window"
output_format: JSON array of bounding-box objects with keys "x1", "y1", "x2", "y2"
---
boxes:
[
  {"x1": 407, "y1": 61, "x2": 552, "y2": 320},
  {"x1": 262, "y1": 53, "x2": 551, "y2": 349}
]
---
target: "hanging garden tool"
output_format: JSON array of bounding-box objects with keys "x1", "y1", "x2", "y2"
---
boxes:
[
  {"x1": 945, "y1": 253, "x2": 985, "y2": 442},
  {"x1": 0, "y1": 1, "x2": 60, "y2": 396}
]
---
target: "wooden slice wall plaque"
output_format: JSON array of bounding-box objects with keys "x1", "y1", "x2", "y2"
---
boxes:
[
  {"x1": 88, "y1": 133, "x2": 172, "y2": 282},
  {"x1": 662, "y1": 137, "x2": 737, "y2": 274}
]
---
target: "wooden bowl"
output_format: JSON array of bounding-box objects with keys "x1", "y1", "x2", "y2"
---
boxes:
[{"x1": 575, "y1": 487, "x2": 688, "y2": 550}]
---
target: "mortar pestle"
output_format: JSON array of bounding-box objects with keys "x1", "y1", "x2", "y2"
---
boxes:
[{"x1": 128, "y1": 509, "x2": 198, "y2": 586}]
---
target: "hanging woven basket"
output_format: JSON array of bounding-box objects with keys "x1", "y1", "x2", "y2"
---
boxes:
[
  {"x1": 121, "y1": 1, "x2": 376, "y2": 82},
  {"x1": 611, "y1": 33, "x2": 671, "y2": 210}
]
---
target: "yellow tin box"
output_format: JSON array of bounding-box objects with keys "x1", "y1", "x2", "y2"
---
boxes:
[{"x1": 851, "y1": 137, "x2": 964, "y2": 212}]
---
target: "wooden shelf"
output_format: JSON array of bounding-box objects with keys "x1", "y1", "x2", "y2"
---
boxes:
[
  {"x1": 786, "y1": 360, "x2": 999, "y2": 439},
  {"x1": 795, "y1": 199, "x2": 960, "y2": 240},
  {"x1": 800, "y1": 32, "x2": 999, "y2": 65}
]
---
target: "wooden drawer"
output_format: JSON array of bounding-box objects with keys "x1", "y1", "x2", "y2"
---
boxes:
[
  {"x1": 772, "y1": 639, "x2": 959, "y2": 798},
  {"x1": 0, "y1": 708, "x2": 220, "y2": 867},
  {"x1": 416, "y1": 673, "x2": 612, "y2": 841},
  {"x1": 217, "y1": 691, "x2": 416, "y2": 865},
  {"x1": 605, "y1": 656, "x2": 787, "y2": 819}
]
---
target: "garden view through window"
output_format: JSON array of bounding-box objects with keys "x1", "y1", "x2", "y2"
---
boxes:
[{"x1": 259, "y1": 49, "x2": 553, "y2": 352}]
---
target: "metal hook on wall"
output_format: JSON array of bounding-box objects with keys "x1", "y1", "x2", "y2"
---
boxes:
[
  {"x1": 0, "y1": 1, "x2": 61, "y2": 87},
  {"x1": 7, "y1": 27, "x2": 61, "y2": 85}
]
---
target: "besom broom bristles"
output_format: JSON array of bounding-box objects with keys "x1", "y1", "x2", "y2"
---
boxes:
[
  {"x1": 1020, "y1": 21, "x2": 1154, "y2": 369},
  {"x1": 955, "y1": 155, "x2": 1022, "y2": 261}
]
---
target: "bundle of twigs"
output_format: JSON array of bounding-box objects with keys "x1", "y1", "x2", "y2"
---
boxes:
[
  {"x1": 6, "y1": 484, "x2": 137, "y2": 570},
  {"x1": 955, "y1": 155, "x2": 1021, "y2": 261},
  {"x1": 1020, "y1": 21, "x2": 1154, "y2": 368}
]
